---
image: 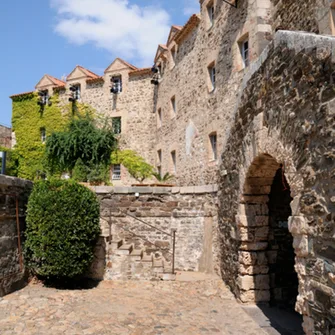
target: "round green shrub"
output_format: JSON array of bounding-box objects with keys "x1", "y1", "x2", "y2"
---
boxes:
[{"x1": 24, "y1": 179, "x2": 100, "y2": 278}]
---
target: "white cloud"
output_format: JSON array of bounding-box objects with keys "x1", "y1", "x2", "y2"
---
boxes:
[
  {"x1": 183, "y1": 0, "x2": 199, "y2": 16},
  {"x1": 50, "y1": 0, "x2": 171, "y2": 66}
]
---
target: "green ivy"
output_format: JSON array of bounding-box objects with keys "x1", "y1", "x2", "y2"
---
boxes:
[{"x1": 11, "y1": 93, "x2": 95, "y2": 180}]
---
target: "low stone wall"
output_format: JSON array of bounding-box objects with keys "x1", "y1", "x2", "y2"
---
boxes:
[
  {"x1": 0, "y1": 175, "x2": 32, "y2": 297},
  {"x1": 92, "y1": 185, "x2": 219, "y2": 279}
]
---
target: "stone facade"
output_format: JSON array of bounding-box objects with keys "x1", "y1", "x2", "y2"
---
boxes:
[
  {"x1": 0, "y1": 124, "x2": 11, "y2": 149},
  {"x1": 0, "y1": 175, "x2": 32, "y2": 297},
  {"x1": 9, "y1": 0, "x2": 335, "y2": 333}
]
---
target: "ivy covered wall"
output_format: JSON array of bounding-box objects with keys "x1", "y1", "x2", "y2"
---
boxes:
[{"x1": 11, "y1": 93, "x2": 93, "y2": 180}]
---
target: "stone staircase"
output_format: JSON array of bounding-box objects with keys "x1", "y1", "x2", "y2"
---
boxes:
[{"x1": 104, "y1": 237, "x2": 176, "y2": 281}]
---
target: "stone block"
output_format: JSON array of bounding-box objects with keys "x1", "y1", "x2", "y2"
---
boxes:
[
  {"x1": 239, "y1": 289, "x2": 270, "y2": 303},
  {"x1": 180, "y1": 186, "x2": 195, "y2": 194},
  {"x1": 193, "y1": 185, "x2": 215, "y2": 194},
  {"x1": 293, "y1": 235, "x2": 309, "y2": 257},
  {"x1": 239, "y1": 264, "x2": 269, "y2": 275},
  {"x1": 237, "y1": 227, "x2": 254, "y2": 241},
  {"x1": 240, "y1": 242, "x2": 268, "y2": 251},
  {"x1": 95, "y1": 186, "x2": 114, "y2": 194},
  {"x1": 152, "y1": 187, "x2": 172, "y2": 194},
  {"x1": 113, "y1": 187, "x2": 130, "y2": 194},
  {"x1": 254, "y1": 226, "x2": 269, "y2": 241},
  {"x1": 288, "y1": 216, "x2": 308, "y2": 235}
]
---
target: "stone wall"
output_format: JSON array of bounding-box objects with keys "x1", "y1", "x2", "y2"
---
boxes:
[
  {"x1": 93, "y1": 185, "x2": 219, "y2": 279},
  {"x1": 272, "y1": 0, "x2": 330, "y2": 34},
  {"x1": 0, "y1": 175, "x2": 32, "y2": 297},
  {"x1": 0, "y1": 125, "x2": 11, "y2": 149},
  {"x1": 218, "y1": 31, "x2": 335, "y2": 335}
]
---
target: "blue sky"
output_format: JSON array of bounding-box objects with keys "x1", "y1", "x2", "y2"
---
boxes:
[{"x1": 0, "y1": 0, "x2": 199, "y2": 126}]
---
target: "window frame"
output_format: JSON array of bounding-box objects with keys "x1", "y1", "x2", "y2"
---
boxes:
[
  {"x1": 157, "y1": 108, "x2": 162, "y2": 128},
  {"x1": 209, "y1": 133, "x2": 217, "y2": 161},
  {"x1": 207, "y1": 2, "x2": 215, "y2": 27},
  {"x1": 112, "y1": 117, "x2": 122, "y2": 134},
  {"x1": 241, "y1": 39, "x2": 250, "y2": 68},
  {"x1": 111, "y1": 76, "x2": 123, "y2": 94},
  {"x1": 112, "y1": 164, "x2": 121, "y2": 180},
  {"x1": 171, "y1": 96, "x2": 176, "y2": 115},
  {"x1": 208, "y1": 63, "x2": 216, "y2": 92},
  {"x1": 40, "y1": 127, "x2": 46, "y2": 143},
  {"x1": 171, "y1": 150, "x2": 177, "y2": 174}
]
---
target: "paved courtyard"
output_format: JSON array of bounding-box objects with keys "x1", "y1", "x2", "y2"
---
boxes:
[{"x1": 0, "y1": 273, "x2": 283, "y2": 335}]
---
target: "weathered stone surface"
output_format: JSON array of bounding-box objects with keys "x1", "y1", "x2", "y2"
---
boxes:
[{"x1": 0, "y1": 175, "x2": 32, "y2": 297}]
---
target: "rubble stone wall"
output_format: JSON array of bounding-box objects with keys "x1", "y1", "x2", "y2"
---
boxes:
[
  {"x1": 218, "y1": 31, "x2": 335, "y2": 335},
  {"x1": 0, "y1": 175, "x2": 32, "y2": 297},
  {"x1": 94, "y1": 185, "x2": 219, "y2": 275}
]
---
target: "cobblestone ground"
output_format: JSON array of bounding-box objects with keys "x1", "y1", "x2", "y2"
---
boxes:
[{"x1": 0, "y1": 274, "x2": 267, "y2": 335}]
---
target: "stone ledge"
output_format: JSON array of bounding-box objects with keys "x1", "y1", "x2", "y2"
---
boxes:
[
  {"x1": 0, "y1": 175, "x2": 33, "y2": 188},
  {"x1": 94, "y1": 184, "x2": 219, "y2": 195}
]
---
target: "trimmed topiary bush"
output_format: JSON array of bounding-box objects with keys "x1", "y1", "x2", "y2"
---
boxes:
[{"x1": 24, "y1": 179, "x2": 100, "y2": 278}]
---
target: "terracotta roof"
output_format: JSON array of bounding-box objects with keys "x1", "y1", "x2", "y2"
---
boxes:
[
  {"x1": 47, "y1": 75, "x2": 66, "y2": 86},
  {"x1": 174, "y1": 14, "x2": 201, "y2": 44},
  {"x1": 104, "y1": 58, "x2": 138, "y2": 73},
  {"x1": 154, "y1": 44, "x2": 168, "y2": 62},
  {"x1": 129, "y1": 67, "x2": 152, "y2": 76},
  {"x1": 86, "y1": 76, "x2": 104, "y2": 84},
  {"x1": 77, "y1": 66, "x2": 100, "y2": 79},
  {"x1": 10, "y1": 91, "x2": 35, "y2": 99}
]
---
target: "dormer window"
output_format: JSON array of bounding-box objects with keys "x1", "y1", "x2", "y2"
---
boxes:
[
  {"x1": 111, "y1": 76, "x2": 122, "y2": 94},
  {"x1": 69, "y1": 85, "x2": 81, "y2": 102},
  {"x1": 38, "y1": 90, "x2": 49, "y2": 106}
]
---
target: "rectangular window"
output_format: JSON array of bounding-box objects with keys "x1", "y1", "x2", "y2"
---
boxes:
[
  {"x1": 38, "y1": 90, "x2": 49, "y2": 105},
  {"x1": 112, "y1": 117, "x2": 122, "y2": 134},
  {"x1": 171, "y1": 46, "x2": 177, "y2": 64},
  {"x1": 171, "y1": 96, "x2": 176, "y2": 115},
  {"x1": 40, "y1": 128, "x2": 46, "y2": 143},
  {"x1": 157, "y1": 149, "x2": 162, "y2": 165},
  {"x1": 157, "y1": 166, "x2": 162, "y2": 178},
  {"x1": 207, "y1": 3, "x2": 215, "y2": 26},
  {"x1": 158, "y1": 108, "x2": 162, "y2": 127},
  {"x1": 208, "y1": 64, "x2": 216, "y2": 91},
  {"x1": 70, "y1": 85, "x2": 81, "y2": 100},
  {"x1": 111, "y1": 76, "x2": 122, "y2": 94},
  {"x1": 112, "y1": 164, "x2": 121, "y2": 180},
  {"x1": 241, "y1": 39, "x2": 249, "y2": 68},
  {"x1": 209, "y1": 133, "x2": 217, "y2": 160},
  {"x1": 171, "y1": 150, "x2": 176, "y2": 173}
]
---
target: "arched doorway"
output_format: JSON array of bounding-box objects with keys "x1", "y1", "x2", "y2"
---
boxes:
[{"x1": 236, "y1": 154, "x2": 303, "y2": 330}]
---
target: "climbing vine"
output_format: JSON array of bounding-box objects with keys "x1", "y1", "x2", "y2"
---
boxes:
[{"x1": 11, "y1": 92, "x2": 95, "y2": 180}]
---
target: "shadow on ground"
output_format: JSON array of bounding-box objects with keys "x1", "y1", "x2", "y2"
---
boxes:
[{"x1": 243, "y1": 304, "x2": 304, "y2": 335}]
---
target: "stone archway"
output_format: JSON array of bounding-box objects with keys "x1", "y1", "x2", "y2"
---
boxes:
[{"x1": 236, "y1": 153, "x2": 299, "y2": 310}]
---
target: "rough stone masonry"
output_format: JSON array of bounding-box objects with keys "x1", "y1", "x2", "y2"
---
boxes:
[{"x1": 0, "y1": 175, "x2": 32, "y2": 297}]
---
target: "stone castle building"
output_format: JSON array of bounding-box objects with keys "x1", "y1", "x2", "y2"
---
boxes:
[{"x1": 9, "y1": 0, "x2": 335, "y2": 334}]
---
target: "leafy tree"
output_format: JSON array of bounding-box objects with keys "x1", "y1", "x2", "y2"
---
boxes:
[
  {"x1": 111, "y1": 150, "x2": 154, "y2": 183},
  {"x1": 45, "y1": 116, "x2": 116, "y2": 176},
  {"x1": 24, "y1": 179, "x2": 100, "y2": 278},
  {"x1": 152, "y1": 171, "x2": 175, "y2": 183}
]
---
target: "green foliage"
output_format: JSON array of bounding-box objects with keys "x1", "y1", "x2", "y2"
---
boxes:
[
  {"x1": 11, "y1": 93, "x2": 69, "y2": 180},
  {"x1": 111, "y1": 150, "x2": 154, "y2": 182},
  {"x1": 46, "y1": 116, "x2": 116, "y2": 175},
  {"x1": 0, "y1": 146, "x2": 19, "y2": 177},
  {"x1": 152, "y1": 171, "x2": 175, "y2": 183},
  {"x1": 24, "y1": 179, "x2": 100, "y2": 278},
  {"x1": 11, "y1": 93, "x2": 97, "y2": 180},
  {"x1": 72, "y1": 159, "x2": 111, "y2": 185}
]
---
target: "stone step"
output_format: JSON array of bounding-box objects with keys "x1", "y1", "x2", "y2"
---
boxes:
[
  {"x1": 141, "y1": 254, "x2": 153, "y2": 262},
  {"x1": 129, "y1": 249, "x2": 143, "y2": 261},
  {"x1": 109, "y1": 239, "x2": 123, "y2": 250},
  {"x1": 153, "y1": 259, "x2": 163, "y2": 268},
  {"x1": 115, "y1": 244, "x2": 133, "y2": 255}
]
